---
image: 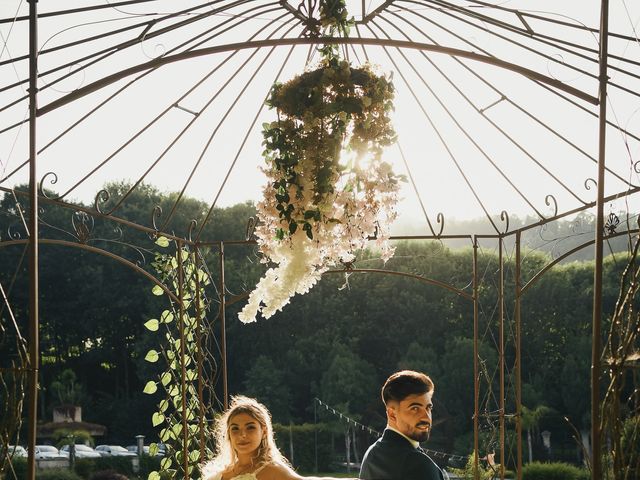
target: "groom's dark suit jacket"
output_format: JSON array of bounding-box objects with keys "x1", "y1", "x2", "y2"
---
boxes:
[{"x1": 359, "y1": 429, "x2": 445, "y2": 480}]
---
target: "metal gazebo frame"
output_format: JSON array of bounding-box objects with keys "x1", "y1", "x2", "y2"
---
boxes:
[{"x1": 1, "y1": 1, "x2": 638, "y2": 479}]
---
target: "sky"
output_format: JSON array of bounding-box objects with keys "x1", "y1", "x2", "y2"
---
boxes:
[{"x1": 1, "y1": 1, "x2": 639, "y2": 235}]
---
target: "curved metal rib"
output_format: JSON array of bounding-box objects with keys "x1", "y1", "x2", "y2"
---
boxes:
[
  {"x1": 0, "y1": 238, "x2": 179, "y2": 302},
  {"x1": 36, "y1": 36, "x2": 598, "y2": 117},
  {"x1": 362, "y1": 22, "x2": 502, "y2": 234},
  {"x1": 390, "y1": 5, "x2": 637, "y2": 189}
]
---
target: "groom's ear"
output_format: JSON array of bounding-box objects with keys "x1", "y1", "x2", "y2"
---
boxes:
[{"x1": 386, "y1": 403, "x2": 397, "y2": 422}]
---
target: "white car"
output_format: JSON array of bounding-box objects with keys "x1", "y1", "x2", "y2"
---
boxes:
[
  {"x1": 8, "y1": 446, "x2": 27, "y2": 458},
  {"x1": 95, "y1": 445, "x2": 137, "y2": 457},
  {"x1": 126, "y1": 445, "x2": 149, "y2": 455},
  {"x1": 34, "y1": 445, "x2": 65, "y2": 459},
  {"x1": 59, "y1": 444, "x2": 101, "y2": 458},
  {"x1": 126, "y1": 444, "x2": 165, "y2": 457}
]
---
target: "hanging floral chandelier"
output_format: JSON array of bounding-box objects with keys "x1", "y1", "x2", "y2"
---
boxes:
[{"x1": 238, "y1": 3, "x2": 405, "y2": 323}]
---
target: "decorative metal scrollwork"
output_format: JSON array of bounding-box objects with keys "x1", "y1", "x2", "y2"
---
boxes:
[
  {"x1": 7, "y1": 223, "x2": 23, "y2": 240},
  {"x1": 584, "y1": 178, "x2": 597, "y2": 191},
  {"x1": 39, "y1": 172, "x2": 59, "y2": 199},
  {"x1": 94, "y1": 189, "x2": 111, "y2": 214},
  {"x1": 545, "y1": 194, "x2": 558, "y2": 218},
  {"x1": 604, "y1": 212, "x2": 620, "y2": 236},
  {"x1": 246, "y1": 216, "x2": 258, "y2": 241},
  {"x1": 295, "y1": 0, "x2": 321, "y2": 37},
  {"x1": 72, "y1": 211, "x2": 94, "y2": 244},
  {"x1": 151, "y1": 205, "x2": 163, "y2": 232},
  {"x1": 187, "y1": 219, "x2": 198, "y2": 243},
  {"x1": 139, "y1": 20, "x2": 166, "y2": 59},
  {"x1": 500, "y1": 210, "x2": 510, "y2": 234},
  {"x1": 435, "y1": 212, "x2": 445, "y2": 237}
]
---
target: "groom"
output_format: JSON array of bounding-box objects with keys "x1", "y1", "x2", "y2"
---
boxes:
[{"x1": 359, "y1": 370, "x2": 446, "y2": 480}]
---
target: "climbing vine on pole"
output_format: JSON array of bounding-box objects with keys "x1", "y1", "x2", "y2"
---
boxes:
[{"x1": 143, "y1": 236, "x2": 211, "y2": 480}]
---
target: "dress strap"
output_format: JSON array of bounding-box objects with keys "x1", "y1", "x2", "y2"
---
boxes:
[{"x1": 253, "y1": 462, "x2": 271, "y2": 475}]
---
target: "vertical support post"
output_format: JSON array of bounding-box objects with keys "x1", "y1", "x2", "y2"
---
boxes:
[
  {"x1": 27, "y1": 3, "x2": 39, "y2": 480},
  {"x1": 314, "y1": 399, "x2": 318, "y2": 473},
  {"x1": 219, "y1": 241, "x2": 228, "y2": 409},
  {"x1": 515, "y1": 232, "x2": 523, "y2": 480},
  {"x1": 177, "y1": 242, "x2": 189, "y2": 479},
  {"x1": 592, "y1": 2, "x2": 609, "y2": 478},
  {"x1": 194, "y1": 246, "x2": 205, "y2": 462},
  {"x1": 472, "y1": 237, "x2": 479, "y2": 480},
  {"x1": 499, "y1": 238, "x2": 505, "y2": 480}
]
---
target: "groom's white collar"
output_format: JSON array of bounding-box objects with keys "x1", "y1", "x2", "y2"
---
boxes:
[{"x1": 387, "y1": 426, "x2": 419, "y2": 448}]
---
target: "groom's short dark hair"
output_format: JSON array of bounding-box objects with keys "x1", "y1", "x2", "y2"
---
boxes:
[{"x1": 382, "y1": 370, "x2": 434, "y2": 405}]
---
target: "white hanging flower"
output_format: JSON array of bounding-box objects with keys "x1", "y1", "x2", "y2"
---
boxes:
[{"x1": 239, "y1": 50, "x2": 404, "y2": 323}]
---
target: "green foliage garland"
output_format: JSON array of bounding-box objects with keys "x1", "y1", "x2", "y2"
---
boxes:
[{"x1": 144, "y1": 237, "x2": 211, "y2": 480}]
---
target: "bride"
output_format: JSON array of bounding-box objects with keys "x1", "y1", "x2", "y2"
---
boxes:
[{"x1": 203, "y1": 395, "x2": 356, "y2": 480}]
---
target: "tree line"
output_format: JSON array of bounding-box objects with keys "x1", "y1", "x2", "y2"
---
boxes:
[{"x1": 0, "y1": 183, "x2": 628, "y2": 466}]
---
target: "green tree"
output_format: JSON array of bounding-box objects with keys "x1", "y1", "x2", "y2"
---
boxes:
[
  {"x1": 243, "y1": 355, "x2": 292, "y2": 423},
  {"x1": 397, "y1": 341, "x2": 441, "y2": 380},
  {"x1": 521, "y1": 405, "x2": 552, "y2": 464},
  {"x1": 50, "y1": 369, "x2": 87, "y2": 406}
]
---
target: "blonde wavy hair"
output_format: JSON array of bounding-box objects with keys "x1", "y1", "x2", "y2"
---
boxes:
[{"x1": 202, "y1": 395, "x2": 290, "y2": 479}]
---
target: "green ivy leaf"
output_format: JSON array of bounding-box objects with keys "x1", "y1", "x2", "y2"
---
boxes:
[
  {"x1": 149, "y1": 443, "x2": 159, "y2": 457},
  {"x1": 143, "y1": 381, "x2": 157, "y2": 395},
  {"x1": 158, "y1": 399, "x2": 169, "y2": 412},
  {"x1": 151, "y1": 285, "x2": 164, "y2": 296},
  {"x1": 155, "y1": 236, "x2": 170, "y2": 248},
  {"x1": 144, "y1": 350, "x2": 159, "y2": 363},
  {"x1": 160, "y1": 372, "x2": 172, "y2": 386},
  {"x1": 148, "y1": 471, "x2": 160, "y2": 480},
  {"x1": 144, "y1": 319, "x2": 159, "y2": 331},
  {"x1": 171, "y1": 423, "x2": 183, "y2": 436},
  {"x1": 160, "y1": 310, "x2": 174, "y2": 323},
  {"x1": 160, "y1": 457, "x2": 172, "y2": 470},
  {"x1": 151, "y1": 412, "x2": 164, "y2": 427}
]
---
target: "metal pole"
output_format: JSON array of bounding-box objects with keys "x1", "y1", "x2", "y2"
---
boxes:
[
  {"x1": 499, "y1": 238, "x2": 505, "y2": 480},
  {"x1": 592, "y1": 2, "x2": 609, "y2": 478},
  {"x1": 27, "y1": 2, "x2": 39, "y2": 480},
  {"x1": 314, "y1": 399, "x2": 318, "y2": 473},
  {"x1": 219, "y1": 242, "x2": 228, "y2": 409},
  {"x1": 472, "y1": 237, "x2": 479, "y2": 480},
  {"x1": 515, "y1": 232, "x2": 523, "y2": 480},
  {"x1": 194, "y1": 246, "x2": 205, "y2": 463},
  {"x1": 177, "y1": 242, "x2": 189, "y2": 479}
]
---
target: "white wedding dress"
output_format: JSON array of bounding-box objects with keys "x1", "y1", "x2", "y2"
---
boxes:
[{"x1": 209, "y1": 463, "x2": 269, "y2": 480}]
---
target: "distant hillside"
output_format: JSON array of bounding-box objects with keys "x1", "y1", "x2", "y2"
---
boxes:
[{"x1": 392, "y1": 211, "x2": 638, "y2": 262}]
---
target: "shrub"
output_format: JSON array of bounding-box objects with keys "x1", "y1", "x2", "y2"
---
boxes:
[
  {"x1": 6, "y1": 457, "x2": 28, "y2": 480},
  {"x1": 137, "y1": 455, "x2": 161, "y2": 479},
  {"x1": 37, "y1": 469, "x2": 83, "y2": 480},
  {"x1": 448, "y1": 451, "x2": 494, "y2": 480},
  {"x1": 74, "y1": 457, "x2": 134, "y2": 479},
  {"x1": 522, "y1": 461, "x2": 589, "y2": 480},
  {"x1": 1, "y1": 463, "x2": 82, "y2": 480},
  {"x1": 52, "y1": 430, "x2": 94, "y2": 449}
]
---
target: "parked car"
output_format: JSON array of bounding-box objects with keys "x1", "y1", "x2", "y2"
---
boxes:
[
  {"x1": 126, "y1": 443, "x2": 165, "y2": 457},
  {"x1": 59, "y1": 444, "x2": 101, "y2": 458},
  {"x1": 95, "y1": 445, "x2": 137, "y2": 457},
  {"x1": 126, "y1": 445, "x2": 149, "y2": 455},
  {"x1": 33, "y1": 445, "x2": 65, "y2": 459},
  {"x1": 8, "y1": 445, "x2": 27, "y2": 458}
]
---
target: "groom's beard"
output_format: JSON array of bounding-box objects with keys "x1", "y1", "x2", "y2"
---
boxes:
[{"x1": 409, "y1": 423, "x2": 431, "y2": 442}]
